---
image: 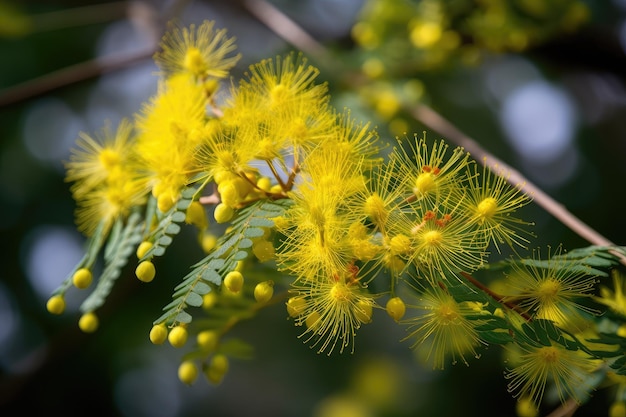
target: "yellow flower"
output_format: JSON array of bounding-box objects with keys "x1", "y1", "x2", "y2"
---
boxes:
[
  {"x1": 135, "y1": 74, "x2": 207, "y2": 206},
  {"x1": 65, "y1": 119, "x2": 146, "y2": 236},
  {"x1": 505, "y1": 341, "x2": 595, "y2": 406},
  {"x1": 356, "y1": 158, "x2": 408, "y2": 233},
  {"x1": 65, "y1": 119, "x2": 136, "y2": 197},
  {"x1": 390, "y1": 134, "x2": 471, "y2": 204},
  {"x1": 291, "y1": 273, "x2": 375, "y2": 355},
  {"x1": 393, "y1": 198, "x2": 488, "y2": 282},
  {"x1": 276, "y1": 181, "x2": 357, "y2": 282},
  {"x1": 154, "y1": 20, "x2": 241, "y2": 80},
  {"x1": 402, "y1": 286, "x2": 484, "y2": 369},
  {"x1": 73, "y1": 166, "x2": 146, "y2": 237},
  {"x1": 464, "y1": 159, "x2": 535, "y2": 253},
  {"x1": 501, "y1": 245, "x2": 599, "y2": 331}
]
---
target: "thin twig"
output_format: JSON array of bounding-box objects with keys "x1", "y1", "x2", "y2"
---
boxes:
[
  {"x1": 26, "y1": 1, "x2": 128, "y2": 33},
  {"x1": 546, "y1": 398, "x2": 579, "y2": 417},
  {"x1": 242, "y1": 0, "x2": 329, "y2": 62},
  {"x1": 0, "y1": 48, "x2": 155, "y2": 108}
]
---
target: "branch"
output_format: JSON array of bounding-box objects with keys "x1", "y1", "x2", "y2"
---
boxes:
[
  {"x1": 241, "y1": 0, "x2": 331, "y2": 64},
  {"x1": 0, "y1": 48, "x2": 156, "y2": 108}
]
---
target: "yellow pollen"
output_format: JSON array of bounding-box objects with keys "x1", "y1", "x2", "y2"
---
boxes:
[
  {"x1": 330, "y1": 283, "x2": 352, "y2": 302},
  {"x1": 99, "y1": 149, "x2": 120, "y2": 171},
  {"x1": 538, "y1": 278, "x2": 561, "y2": 302},
  {"x1": 414, "y1": 172, "x2": 435, "y2": 196},
  {"x1": 216, "y1": 150, "x2": 235, "y2": 170},
  {"x1": 437, "y1": 303, "x2": 459, "y2": 323},
  {"x1": 538, "y1": 346, "x2": 560, "y2": 363},
  {"x1": 477, "y1": 197, "x2": 498, "y2": 219},
  {"x1": 423, "y1": 230, "x2": 442, "y2": 245},
  {"x1": 270, "y1": 84, "x2": 289, "y2": 106},
  {"x1": 184, "y1": 47, "x2": 207, "y2": 76}
]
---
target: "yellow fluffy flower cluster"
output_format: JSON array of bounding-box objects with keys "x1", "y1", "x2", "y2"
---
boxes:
[{"x1": 62, "y1": 19, "x2": 536, "y2": 358}]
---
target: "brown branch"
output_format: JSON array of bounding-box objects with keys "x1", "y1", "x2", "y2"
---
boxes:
[
  {"x1": 26, "y1": 1, "x2": 128, "y2": 34},
  {"x1": 242, "y1": 0, "x2": 330, "y2": 63},
  {"x1": 460, "y1": 271, "x2": 532, "y2": 321},
  {"x1": 546, "y1": 398, "x2": 579, "y2": 417},
  {"x1": 0, "y1": 48, "x2": 156, "y2": 108},
  {"x1": 0, "y1": 0, "x2": 197, "y2": 108}
]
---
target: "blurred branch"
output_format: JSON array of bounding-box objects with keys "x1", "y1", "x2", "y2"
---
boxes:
[
  {"x1": 546, "y1": 398, "x2": 579, "y2": 417},
  {"x1": 241, "y1": 0, "x2": 330, "y2": 65},
  {"x1": 0, "y1": 0, "x2": 197, "y2": 108},
  {"x1": 27, "y1": 1, "x2": 128, "y2": 33},
  {"x1": 0, "y1": 48, "x2": 155, "y2": 108}
]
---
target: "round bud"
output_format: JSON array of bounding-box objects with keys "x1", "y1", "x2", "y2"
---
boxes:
[
  {"x1": 516, "y1": 396, "x2": 539, "y2": 417},
  {"x1": 218, "y1": 181, "x2": 238, "y2": 208},
  {"x1": 305, "y1": 311, "x2": 321, "y2": 329},
  {"x1": 78, "y1": 312, "x2": 99, "y2": 333},
  {"x1": 214, "y1": 203, "x2": 234, "y2": 224},
  {"x1": 178, "y1": 360, "x2": 198, "y2": 385},
  {"x1": 136, "y1": 260, "x2": 156, "y2": 283},
  {"x1": 201, "y1": 233, "x2": 218, "y2": 253},
  {"x1": 256, "y1": 176, "x2": 272, "y2": 192},
  {"x1": 149, "y1": 323, "x2": 168, "y2": 345},
  {"x1": 202, "y1": 292, "x2": 218, "y2": 310},
  {"x1": 286, "y1": 296, "x2": 307, "y2": 317},
  {"x1": 72, "y1": 268, "x2": 93, "y2": 289},
  {"x1": 233, "y1": 176, "x2": 253, "y2": 199},
  {"x1": 223, "y1": 271, "x2": 244, "y2": 293},
  {"x1": 206, "y1": 354, "x2": 229, "y2": 385},
  {"x1": 210, "y1": 354, "x2": 229, "y2": 375},
  {"x1": 252, "y1": 239, "x2": 275, "y2": 262},
  {"x1": 269, "y1": 184, "x2": 283, "y2": 194},
  {"x1": 136, "y1": 241, "x2": 153, "y2": 259},
  {"x1": 355, "y1": 299, "x2": 373, "y2": 323},
  {"x1": 185, "y1": 201, "x2": 208, "y2": 229},
  {"x1": 168, "y1": 325, "x2": 188, "y2": 348},
  {"x1": 197, "y1": 330, "x2": 219, "y2": 351},
  {"x1": 386, "y1": 297, "x2": 406, "y2": 322},
  {"x1": 46, "y1": 295, "x2": 65, "y2": 315},
  {"x1": 157, "y1": 192, "x2": 175, "y2": 213},
  {"x1": 254, "y1": 281, "x2": 274, "y2": 304}
]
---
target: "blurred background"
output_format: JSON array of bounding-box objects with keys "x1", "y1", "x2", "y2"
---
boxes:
[{"x1": 1, "y1": 0, "x2": 626, "y2": 416}]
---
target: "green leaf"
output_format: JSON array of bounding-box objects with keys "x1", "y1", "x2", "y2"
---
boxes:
[
  {"x1": 479, "y1": 330, "x2": 514, "y2": 345},
  {"x1": 140, "y1": 186, "x2": 196, "y2": 262},
  {"x1": 175, "y1": 311, "x2": 192, "y2": 324},
  {"x1": 243, "y1": 227, "x2": 265, "y2": 238},
  {"x1": 155, "y1": 198, "x2": 292, "y2": 327},
  {"x1": 186, "y1": 292, "x2": 204, "y2": 307},
  {"x1": 193, "y1": 282, "x2": 212, "y2": 295},
  {"x1": 80, "y1": 212, "x2": 143, "y2": 313}
]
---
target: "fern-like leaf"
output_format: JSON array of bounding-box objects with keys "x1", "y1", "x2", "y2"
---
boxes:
[
  {"x1": 139, "y1": 187, "x2": 195, "y2": 261},
  {"x1": 80, "y1": 212, "x2": 143, "y2": 313},
  {"x1": 154, "y1": 199, "x2": 292, "y2": 327},
  {"x1": 50, "y1": 220, "x2": 108, "y2": 296}
]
